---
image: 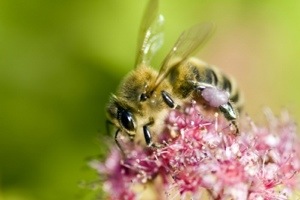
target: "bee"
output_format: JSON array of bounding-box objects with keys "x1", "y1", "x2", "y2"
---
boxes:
[{"x1": 106, "y1": 0, "x2": 242, "y2": 150}]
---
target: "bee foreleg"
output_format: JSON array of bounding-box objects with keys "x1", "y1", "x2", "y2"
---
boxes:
[{"x1": 115, "y1": 129, "x2": 126, "y2": 156}]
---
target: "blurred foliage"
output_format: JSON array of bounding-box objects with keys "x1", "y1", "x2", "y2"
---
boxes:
[{"x1": 0, "y1": 0, "x2": 300, "y2": 199}]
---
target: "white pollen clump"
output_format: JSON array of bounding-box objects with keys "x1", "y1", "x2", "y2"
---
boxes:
[
  {"x1": 201, "y1": 87, "x2": 230, "y2": 107},
  {"x1": 264, "y1": 134, "x2": 280, "y2": 147}
]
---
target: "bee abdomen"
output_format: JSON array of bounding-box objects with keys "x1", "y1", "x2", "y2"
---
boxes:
[
  {"x1": 219, "y1": 72, "x2": 242, "y2": 111},
  {"x1": 197, "y1": 62, "x2": 242, "y2": 110},
  {"x1": 168, "y1": 58, "x2": 242, "y2": 111}
]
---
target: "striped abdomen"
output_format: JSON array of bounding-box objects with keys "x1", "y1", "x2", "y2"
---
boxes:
[{"x1": 168, "y1": 57, "x2": 242, "y2": 111}]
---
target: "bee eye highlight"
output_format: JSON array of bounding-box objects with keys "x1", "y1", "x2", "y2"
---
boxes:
[{"x1": 118, "y1": 109, "x2": 135, "y2": 131}]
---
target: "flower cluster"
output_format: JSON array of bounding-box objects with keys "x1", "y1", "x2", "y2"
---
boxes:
[{"x1": 92, "y1": 101, "x2": 300, "y2": 200}]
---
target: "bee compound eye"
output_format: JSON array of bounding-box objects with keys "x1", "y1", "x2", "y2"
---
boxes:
[{"x1": 118, "y1": 109, "x2": 135, "y2": 131}]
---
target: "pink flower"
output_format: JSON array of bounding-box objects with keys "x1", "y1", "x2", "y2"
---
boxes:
[{"x1": 92, "y1": 102, "x2": 300, "y2": 200}]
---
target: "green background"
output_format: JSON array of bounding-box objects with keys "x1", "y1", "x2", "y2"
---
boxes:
[{"x1": 0, "y1": 0, "x2": 299, "y2": 199}]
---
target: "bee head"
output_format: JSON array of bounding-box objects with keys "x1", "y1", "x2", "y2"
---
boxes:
[
  {"x1": 106, "y1": 95, "x2": 137, "y2": 136},
  {"x1": 118, "y1": 65, "x2": 158, "y2": 103},
  {"x1": 106, "y1": 66, "x2": 158, "y2": 136}
]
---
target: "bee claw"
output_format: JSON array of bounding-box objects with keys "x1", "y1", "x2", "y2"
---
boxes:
[{"x1": 230, "y1": 121, "x2": 239, "y2": 135}]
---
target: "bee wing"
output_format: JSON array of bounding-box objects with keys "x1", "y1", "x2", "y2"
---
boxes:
[
  {"x1": 154, "y1": 22, "x2": 215, "y2": 87},
  {"x1": 135, "y1": 0, "x2": 164, "y2": 68}
]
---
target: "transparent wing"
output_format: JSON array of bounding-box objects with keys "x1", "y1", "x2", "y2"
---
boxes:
[
  {"x1": 135, "y1": 0, "x2": 164, "y2": 68},
  {"x1": 153, "y1": 22, "x2": 215, "y2": 88}
]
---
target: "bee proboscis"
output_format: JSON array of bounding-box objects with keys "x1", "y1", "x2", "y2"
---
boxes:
[{"x1": 106, "y1": 0, "x2": 242, "y2": 151}]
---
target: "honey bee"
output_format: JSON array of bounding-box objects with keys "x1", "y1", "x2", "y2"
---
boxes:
[{"x1": 106, "y1": 0, "x2": 242, "y2": 150}]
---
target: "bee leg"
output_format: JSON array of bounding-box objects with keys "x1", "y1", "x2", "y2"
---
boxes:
[
  {"x1": 231, "y1": 120, "x2": 239, "y2": 134},
  {"x1": 106, "y1": 120, "x2": 113, "y2": 136},
  {"x1": 162, "y1": 90, "x2": 179, "y2": 109},
  {"x1": 219, "y1": 102, "x2": 239, "y2": 134},
  {"x1": 219, "y1": 102, "x2": 236, "y2": 120},
  {"x1": 143, "y1": 119, "x2": 164, "y2": 148},
  {"x1": 143, "y1": 125, "x2": 152, "y2": 146},
  {"x1": 114, "y1": 129, "x2": 126, "y2": 156}
]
